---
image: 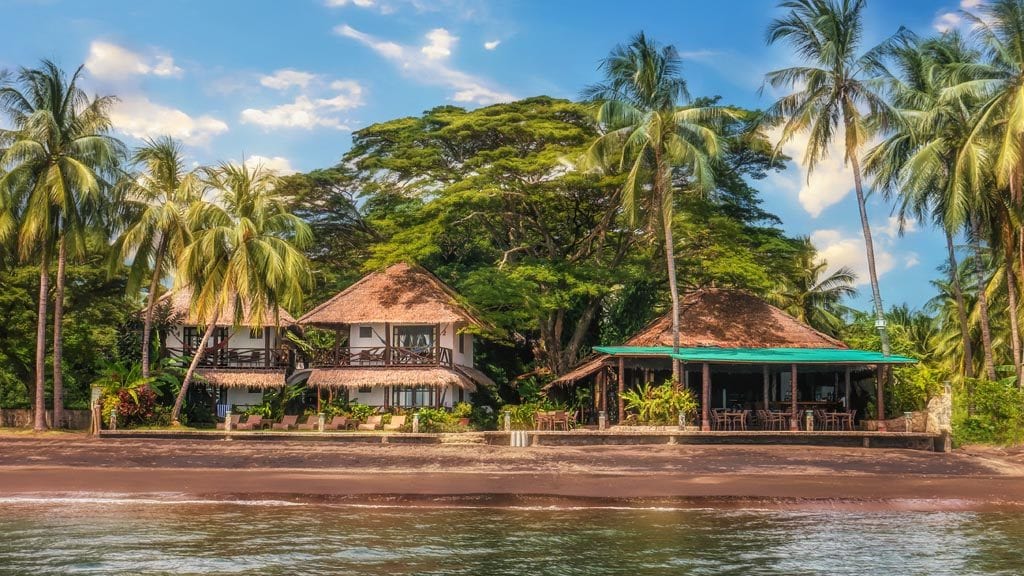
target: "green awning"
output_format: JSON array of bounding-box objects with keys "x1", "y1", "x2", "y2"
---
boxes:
[{"x1": 591, "y1": 346, "x2": 917, "y2": 365}]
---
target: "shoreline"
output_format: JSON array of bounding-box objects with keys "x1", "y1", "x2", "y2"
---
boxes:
[{"x1": 2, "y1": 436, "x2": 1023, "y2": 513}]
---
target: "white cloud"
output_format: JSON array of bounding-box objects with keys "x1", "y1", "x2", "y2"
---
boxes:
[
  {"x1": 769, "y1": 127, "x2": 853, "y2": 218},
  {"x1": 484, "y1": 40, "x2": 500, "y2": 50},
  {"x1": 325, "y1": 0, "x2": 376, "y2": 6},
  {"x1": 961, "y1": 0, "x2": 982, "y2": 8},
  {"x1": 810, "y1": 229, "x2": 895, "y2": 287},
  {"x1": 110, "y1": 95, "x2": 228, "y2": 146},
  {"x1": 85, "y1": 41, "x2": 182, "y2": 80},
  {"x1": 678, "y1": 49, "x2": 720, "y2": 60},
  {"x1": 335, "y1": 24, "x2": 513, "y2": 105},
  {"x1": 245, "y1": 155, "x2": 297, "y2": 175},
  {"x1": 878, "y1": 215, "x2": 918, "y2": 239},
  {"x1": 241, "y1": 96, "x2": 347, "y2": 130},
  {"x1": 905, "y1": 253, "x2": 920, "y2": 269},
  {"x1": 934, "y1": 11, "x2": 962, "y2": 32},
  {"x1": 421, "y1": 28, "x2": 457, "y2": 59},
  {"x1": 260, "y1": 69, "x2": 317, "y2": 90}
]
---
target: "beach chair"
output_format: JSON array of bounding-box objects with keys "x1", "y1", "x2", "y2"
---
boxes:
[
  {"x1": 235, "y1": 415, "x2": 264, "y2": 430},
  {"x1": 382, "y1": 415, "x2": 406, "y2": 431},
  {"x1": 358, "y1": 415, "x2": 383, "y2": 431},
  {"x1": 271, "y1": 414, "x2": 299, "y2": 430},
  {"x1": 297, "y1": 415, "x2": 320, "y2": 430},
  {"x1": 325, "y1": 415, "x2": 355, "y2": 430},
  {"x1": 216, "y1": 413, "x2": 241, "y2": 430}
]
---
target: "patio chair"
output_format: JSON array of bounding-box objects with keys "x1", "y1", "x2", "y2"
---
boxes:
[
  {"x1": 819, "y1": 410, "x2": 840, "y2": 431},
  {"x1": 535, "y1": 411, "x2": 552, "y2": 431},
  {"x1": 297, "y1": 415, "x2": 321, "y2": 430},
  {"x1": 235, "y1": 415, "x2": 264, "y2": 430},
  {"x1": 711, "y1": 409, "x2": 727, "y2": 431},
  {"x1": 836, "y1": 410, "x2": 856, "y2": 431},
  {"x1": 326, "y1": 415, "x2": 355, "y2": 430},
  {"x1": 271, "y1": 414, "x2": 300, "y2": 430},
  {"x1": 358, "y1": 415, "x2": 383, "y2": 431},
  {"x1": 550, "y1": 411, "x2": 568, "y2": 431},
  {"x1": 382, "y1": 415, "x2": 406, "y2": 431},
  {"x1": 216, "y1": 413, "x2": 242, "y2": 430}
]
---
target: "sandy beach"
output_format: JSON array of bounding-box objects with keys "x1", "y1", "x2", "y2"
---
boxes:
[{"x1": 1, "y1": 434, "x2": 1023, "y2": 510}]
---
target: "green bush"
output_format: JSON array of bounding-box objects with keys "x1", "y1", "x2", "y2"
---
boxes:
[
  {"x1": 953, "y1": 377, "x2": 1024, "y2": 445},
  {"x1": 620, "y1": 382, "x2": 698, "y2": 425}
]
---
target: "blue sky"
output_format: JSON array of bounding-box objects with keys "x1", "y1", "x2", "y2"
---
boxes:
[{"x1": 2, "y1": 0, "x2": 979, "y2": 310}]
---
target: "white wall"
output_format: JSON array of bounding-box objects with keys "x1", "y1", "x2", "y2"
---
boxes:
[{"x1": 168, "y1": 325, "x2": 283, "y2": 349}]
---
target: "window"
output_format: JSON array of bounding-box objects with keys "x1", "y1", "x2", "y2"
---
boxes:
[
  {"x1": 392, "y1": 386, "x2": 434, "y2": 408},
  {"x1": 359, "y1": 326, "x2": 373, "y2": 339},
  {"x1": 357, "y1": 385, "x2": 372, "y2": 393},
  {"x1": 247, "y1": 386, "x2": 262, "y2": 394},
  {"x1": 458, "y1": 333, "x2": 465, "y2": 354},
  {"x1": 394, "y1": 325, "x2": 435, "y2": 351}
]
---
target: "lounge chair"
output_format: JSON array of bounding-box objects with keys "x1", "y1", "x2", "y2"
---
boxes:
[
  {"x1": 358, "y1": 415, "x2": 383, "y2": 431},
  {"x1": 297, "y1": 416, "x2": 320, "y2": 430},
  {"x1": 235, "y1": 415, "x2": 264, "y2": 430},
  {"x1": 272, "y1": 414, "x2": 300, "y2": 430},
  {"x1": 382, "y1": 415, "x2": 406, "y2": 431},
  {"x1": 216, "y1": 414, "x2": 242, "y2": 430},
  {"x1": 325, "y1": 416, "x2": 355, "y2": 430}
]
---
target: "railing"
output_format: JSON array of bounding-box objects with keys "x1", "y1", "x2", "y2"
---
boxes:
[
  {"x1": 310, "y1": 345, "x2": 453, "y2": 368},
  {"x1": 166, "y1": 347, "x2": 291, "y2": 370}
]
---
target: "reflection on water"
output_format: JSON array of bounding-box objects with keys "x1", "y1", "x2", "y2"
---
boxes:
[{"x1": 0, "y1": 498, "x2": 1022, "y2": 575}]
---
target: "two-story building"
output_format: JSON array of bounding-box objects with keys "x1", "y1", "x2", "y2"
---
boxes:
[
  {"x1": 297, "y1": 263, "x2": 492, "y2": 409},
  {"x1": 159, "y1": 288, "x2": 295, "y2": 416}
]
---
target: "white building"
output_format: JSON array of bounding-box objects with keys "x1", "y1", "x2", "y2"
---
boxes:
[{"x1": 298, "y1": 262, "x2": 493, "y2": 409}]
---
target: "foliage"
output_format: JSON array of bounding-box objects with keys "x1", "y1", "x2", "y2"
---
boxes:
[
  {"x1": 620, "y1": 381, "x2": 698, "y2": 425},
  {"x1": 452, "y1": 401, "x2": 472, "y2": 419},
  {"x1": 953, "y1": 377, "x2": 1024, "y2": 445}
]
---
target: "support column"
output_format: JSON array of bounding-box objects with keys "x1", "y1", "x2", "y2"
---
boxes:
[
  {"x1": 333, "y1": 328, "x2": 341, "y2": 364},
  {"x1": 844, "y1": 366, "x2": 851, "y2": 409},
  {"x1": 264, "y1": 327, "x2": 271, "y2": 368},
  {"x1": 673, "y1": 359, "x2": 682, "y2": 384},
  {"x1": 876, "y1": 366, "x2": 887, "y2": 432},
  {"x1": 790, "y1": 363, "x2": 799, "y2": 431},
  {"x1": 384, "y1": 322, "x2": 391, "y2": 365},
  {"x1": 434, "y1": 324, "x2": 441, "y2": 366},
  {"x1": 701, "y1": 363, "x2": 711, "y2": 431},
  {"x1": 617, "y1": 357, "x2": 625, "y2": 423},
  {"x1": 762, "y1": 366, "x2": 770, "y2": 410},
  {"x1": 598, "y1": 370, "x2": 606, "y2": 415}
]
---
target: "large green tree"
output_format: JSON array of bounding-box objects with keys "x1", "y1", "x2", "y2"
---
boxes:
[{"x1": 770, "y1": 238, "x2": 857, "y2": 336}]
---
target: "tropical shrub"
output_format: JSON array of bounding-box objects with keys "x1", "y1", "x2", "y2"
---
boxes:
[
  {"x1": 621, "y1": 382, "x2": 698, "y2": 426},
  {"x1": 953, "y1": 377, "x2": 1024, "y2": 445},
  {"x1": 499, "y1": 401, "x2": 560, "y2": 430},
  {"x1": 116, "y1": 386, "x2": 157, "y2": 427},
  {"x1": 452, "y1": 402, "x2": 473, "y2": 419}
]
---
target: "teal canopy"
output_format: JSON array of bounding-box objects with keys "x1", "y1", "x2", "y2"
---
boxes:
[{"x1": 591, "y1": 346, "x2": 916, "y2": 365}]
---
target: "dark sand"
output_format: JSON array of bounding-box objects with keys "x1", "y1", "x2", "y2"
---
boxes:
[{"x1": 2, "y1": 435, "x2": 1024, "y2": 510}]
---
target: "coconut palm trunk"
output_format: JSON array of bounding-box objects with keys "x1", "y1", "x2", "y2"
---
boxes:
[
  {"x1": 945, "y1": 230, "x2": 974, "y2": 378},
  {"x1": 657, "y1": 157, "x2": 682, "y2": 384},
  {"x1": 170, "y1": 311, "x2": 219, "y2": 424},
  {"x1": 33, "y1": 252, "x2": 49, "y2": 432},
  {"x1": 141, "y1": 238, "x2": 168, "y2": 378},
  {"x1": 51, "y1": 236, "x2": 66, "y2": 428},
  {"x1": 849, "y1": 155, "x2": 891, "y2": 356},
  {"x1": 970, "y1": 214, "x2": 998, "y2": 380},
  {"x1": 1001, "y1": 219, "x2": 1023, "y2": 386}
]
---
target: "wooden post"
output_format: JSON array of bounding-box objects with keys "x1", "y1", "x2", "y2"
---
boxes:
[
  {"x1": 701, "y1": 363, "x2": 711, "y2": 431},
  {"x1": 599, "y1": 369, "x2": 607, "y2": 415},
  {"x1": 617, "y1": 357, "x2": 625, "y2": 423},
  {"x1": 876, "y1": 366, "x2": 886, "y2": 432},
  {"x1": 790, "y1": 364, "x2": 799, "y2": 431},
  {"x1": 264, "y1": 327, "x2": 271, "y2": 368},
  {"x1": 762, "y1": 366, "x2": 770, "y2": 410},
  {"x1": 333, "y1": 328, "x2": 341, "y2": 365},
  {"x1": 672, "y1": 359, "x2": 681, "y2": 384},
  {"x1": 844, "y1": 366, "x2": 851, "y2": 409},
  {"x1": 435, "y1": 324, "x2": 441, "y2": 366},
  {"x1": 384, "y1": 322, "x2": 391, "y2": 365}
]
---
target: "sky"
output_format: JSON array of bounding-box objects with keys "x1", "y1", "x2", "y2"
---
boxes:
[{"x1": 1, "y1": 0, "x2": 984, "y2": 311}]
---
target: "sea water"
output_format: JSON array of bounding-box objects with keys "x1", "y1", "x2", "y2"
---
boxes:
[{"x1": 0, "y1": 497, "x2": 1022, "y2": 575}]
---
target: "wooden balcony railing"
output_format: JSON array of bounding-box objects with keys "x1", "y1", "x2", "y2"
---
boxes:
[
  {"x1": 310, "y1": 345, "x2": 453, "y2": 368},
  {"x1": 166, "y1": 347, "x2": 291, "y2": 370}
]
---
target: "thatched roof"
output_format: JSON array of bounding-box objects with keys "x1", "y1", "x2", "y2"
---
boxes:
[
  {"x1": 307, "y1": 367, "x2": 481, "y2": 390},
  {"x1": 550, "y1": 288, "x2": 846, "y2": 385},
  {"x1": 158, "y1": 288, "x2": 296, "y2": 328},
  {"x1": 198, "y1": 370, "x2": 286, "y2": 388},
  {"x1": 298, "y1": 262, "x2": 483, "y2": 326}
]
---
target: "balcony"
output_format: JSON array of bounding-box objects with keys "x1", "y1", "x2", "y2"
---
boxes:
[
  {"x1": 166, "y1": 347, "x2": 291, "y2": 370},
  {"x1": 310, "y1": 345, "x2": 453, "y2": 368}
]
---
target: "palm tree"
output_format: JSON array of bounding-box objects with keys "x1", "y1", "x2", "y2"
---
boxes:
[
  {"x1": 863, "y1": 32, "x2": 988, "y2": 378},
  {"x1": 169, "y1": 161, "x2": 312, "y2": 424},
  {"x1": 0, "y1": 61, "x2": 122, "y2": 430},
  {"x1": 770, "y1": 238, "x2": 857, "y2": 336},
  {"x1": 584, "y1": 32, "x2": 730, "y2": 381},
  {"x1": 112, "y1": 137, "x2": 200, "y2": 378},
  {"x1": 763, "y1": 0, "x2": 897, "y2": 356}
]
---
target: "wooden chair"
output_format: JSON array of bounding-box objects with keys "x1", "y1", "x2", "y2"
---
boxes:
[
  {"x1": 272, "y1": 414, "x2": 299, "y2": 430},
  {"x1": 358, "y1": 415, "x2": 383, "y2": 431},
  {"x1": 711, "y1": 409, "x2": 727, "y2": 431},
  {"x1": 216, "y1": 414, "x2": 242, "y2": 430},
  {"x1": 382, "y1": 415, "x2": 406, "y2": 431},
  {"x1": 535, "y1": 411, "x2": 552, "y2": 431},
  {"x1": 297, "y1": 415, "x2": 320, "y2": 430},
  {"x1": 550, "y1": 411, "x2": 568, "y2": 431},
  {"x1": 836, "y1": 410, "x2": 856, "y2": 431},
  {"x1": 235, "y1": 415, "x2": 264, "y2": 430}
]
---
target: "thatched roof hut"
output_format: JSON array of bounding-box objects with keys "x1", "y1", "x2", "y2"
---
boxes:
[
  {"x1": 157, "y1": 287, "x2": 296, "y2": 327},
  {"x1": 199, "y1": 370, "x2": 286, "y2": 388},
  {"x1": 298, "y1": 262, "x2": 483, "y2": 327},
  {"x1": 551, "y1": 288, "x2": 846, "y2": 385},
  {"x1": 307, "y1": 365, "x2": 493, "y2": 390}
]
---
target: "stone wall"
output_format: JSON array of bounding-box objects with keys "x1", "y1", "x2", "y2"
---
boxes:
[
  {"x1": 862, "y1": 411, "x2": 928, "y2": 432},
  {"x1": 0, "y1": 409, "x2": 91, "y2": 429}
]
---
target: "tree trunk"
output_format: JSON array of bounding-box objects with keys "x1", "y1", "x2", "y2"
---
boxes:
[
  {"x1": 849, "y1": 155, "x2": 890, "y2": 356},
  {"x1": 970, "y1": 214, "x2": 998, "y2": 380},
  {"x1": 945, "y1": 230, "x2": 973, "y2": 379},
  {"x1": 52, "y1": 237, "x2": 66, "y2": 429},
  {"x1": 656, "y1": 155, "x2": 681, "y2": 384},
  {"x1": 33, "y1": 252, "x2": 49, "y2": 432},
  {"x1": 141, "y1": 239, "x2": 168, "y2": 378},
  {"x1": 1003, "y1": 220, "x2": 1023, "y2": 386},
  {"x1": 170, "y1": 312, "x2": 219, "y2": 424}
]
